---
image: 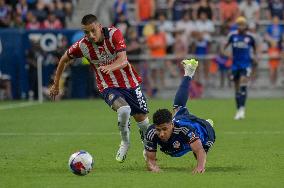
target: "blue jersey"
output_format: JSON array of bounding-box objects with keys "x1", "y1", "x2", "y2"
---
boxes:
[
  {"x1": 144, "y1": 107, "x2": 215, "y2": 157},
  {"x1": 227, "y1": 31, "x2": 255, "y2": 70}
]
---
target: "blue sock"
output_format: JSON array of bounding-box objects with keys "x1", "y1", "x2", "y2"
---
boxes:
[
  {"x1": 235, "y1": 91, "x2": 241, "y2": 109},
  {"x1": 239, "y1": 85, "x2": 247, "y2": 107},
  {"x1": 173, "y1": 76, "x2": 191, "y2": 108}
]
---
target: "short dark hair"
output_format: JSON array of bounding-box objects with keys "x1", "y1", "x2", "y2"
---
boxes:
[
  {"x1": 153, "y1": 109, "x2": 172, "y2": 125},
  {"x1": 81, "y1": 14, "x2": 98, "y2": 25}
]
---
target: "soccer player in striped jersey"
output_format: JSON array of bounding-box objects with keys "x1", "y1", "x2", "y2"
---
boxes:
[
  {"x1": 49, "y1": 14, "x2": 150, "y2": 163},
  {"x1": 144, "y1": 59, "x2": 216, "y2": 174},
  {"x1": 224, "y1": 16, "x2": 257, "y2": 120}
]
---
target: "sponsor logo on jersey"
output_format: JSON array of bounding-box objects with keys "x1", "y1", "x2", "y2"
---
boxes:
[
  {"x1": 108, "y1": 94, "x2": 115, "y2": 101},
  {"x1": 173, "y1": 141, "x2": 181, "y2": 149}
]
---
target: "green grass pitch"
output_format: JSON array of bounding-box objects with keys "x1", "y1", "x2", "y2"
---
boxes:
[{"x1": 0, "y1": 99, "x2": 283, "y2": 188}]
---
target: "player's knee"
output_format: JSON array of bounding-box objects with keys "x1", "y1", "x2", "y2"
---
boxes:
[
  {"x1": 117, "y1": 106, "x2": 131, "y2": 120},
  {"x1": 137, "y1": 117, "x2": 150, "y2": 130}
]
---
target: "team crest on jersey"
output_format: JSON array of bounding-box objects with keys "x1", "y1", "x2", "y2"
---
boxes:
[
  {"x1": 188, "y1": 132, "x2": 196, "y2": 140},
  {"x1": 108, "y1": 94, "x2": 115, "y2": 101},
  {"x1": 173, "y1": 141, "x2": 181, "y2": 149},
  {"x1": 244, "y1": 37, "x2": 250, "y2": 43}
]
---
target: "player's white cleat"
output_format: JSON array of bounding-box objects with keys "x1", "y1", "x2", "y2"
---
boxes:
[
  {"x1": 116, "y1": 142, "x2": 129, "y2": 163},
  {"x1": 234, "y1": 110, "x2": 241, "y2": 120},
  {"x1": 239, "y1": 107, "x2": 245, "y2": 119},
  {"x1": 206, "y1": 119, "x2": 214, "y2": 127},
  {"x1": 234, "y1": 107, "x2": 245, "y2": 120},
  {"x1": 181, "y1": 59, "x2": 199, "y2": 77}
]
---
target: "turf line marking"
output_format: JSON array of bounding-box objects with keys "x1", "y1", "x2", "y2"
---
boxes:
[
  {"x1": 0, "y1": 132, "x2": 119, "y2": 136},
  {"x1": 0, "y1": 131, "x2": 282, "y2": 136},
  {"x1": 0, "y1": 102, "x2": 39, "y2": 110}
]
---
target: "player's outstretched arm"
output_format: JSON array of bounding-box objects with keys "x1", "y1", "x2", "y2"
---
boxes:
[
  {"x1": 49, "y1": 52, "x2": 71, "y2": 100},
  {"x1": 145, "y1": 151, "x2": 161, "y2": 173},
  {"x1": 190, "y1": 139, "x2": 207, "y2": 174}
]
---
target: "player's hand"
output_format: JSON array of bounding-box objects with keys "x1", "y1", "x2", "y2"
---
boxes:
[
  {"x1": 149, "y1": 166, "x2": 161, "y2": 173},
  {"x1": 98, "y1": 65, "x2": 112, "y2": 74},
  {"x1": 192, "y1": 166, "x2": 205, "y2": 174},
  {"x1": 49, "y1": 84, "x2": 59, "y2": 101}
]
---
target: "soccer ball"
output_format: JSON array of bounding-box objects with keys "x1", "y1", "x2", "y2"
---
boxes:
[{"x1": 68, "y1": 150, "x2": 94, "y2": 176}]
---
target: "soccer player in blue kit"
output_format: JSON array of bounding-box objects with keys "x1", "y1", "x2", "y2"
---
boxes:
[
  {"x1": 224, "y1": 17, "x2": 257, "y2": 120},
  {"x1": 144, "y1": 59, "x2": 216, "y2": 174}
]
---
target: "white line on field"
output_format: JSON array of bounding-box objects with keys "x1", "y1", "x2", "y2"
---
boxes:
[
  {"x1": 0, "y1": 131, "x2": 282, "y2": 136},
  {"x1": 0, "y1": 132, "x2": 120, "y2": 136},
  {"x1": 0, "y1": 102, "x2": 40, "y2": 110}
]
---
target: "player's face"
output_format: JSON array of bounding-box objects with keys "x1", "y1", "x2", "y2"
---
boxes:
[
  {"x1": 82, "y1": 22, "x2": 102, "y2": 43},
  {"x1": 238, "y1": 23, "x2": 247, "y2": 32},
  {"x1": 155, "y1": 122, "x2": 174, "y2": 142}
]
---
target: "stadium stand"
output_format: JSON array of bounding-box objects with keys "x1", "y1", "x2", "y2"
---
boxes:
[{"x1": 0, "y1": 0, "x2": 283, "y2": 100}]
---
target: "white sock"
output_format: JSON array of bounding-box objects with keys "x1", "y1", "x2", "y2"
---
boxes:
[
  {"x1": 137, "y1": 117, "x2": 150, "y2": 141},
  {"x1": 117, "y1": 106, "x2": 131, "y2": 145}
]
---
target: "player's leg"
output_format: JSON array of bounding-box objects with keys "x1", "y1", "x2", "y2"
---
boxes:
[
  {"x1": 101, "y1": 89, "x2": 131, "y2": 162},
  {"x1": 238, "y1": 74, "x2": 249, "y2": 119},
  {"x1": 133, "y1": 113, "x2": 150, "y2": 142},
  {"x1": 232, "y1": 70, "x2": 242, "y2": 120},
  {"x1": 173, "y1": 59, "x2": 198, "y2": 111},
  {"x1": 127, "y1": 86, "x2": 150, "y2": 142}
]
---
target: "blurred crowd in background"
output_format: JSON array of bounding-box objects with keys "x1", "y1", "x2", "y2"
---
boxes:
[{"x1": 0, "y1": 0, "x2": 284, "y2": 100}]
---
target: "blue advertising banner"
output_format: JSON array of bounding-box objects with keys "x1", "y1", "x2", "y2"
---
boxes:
[{"x1": 0, "y1": 29, "x2": 92, "y2": 99}]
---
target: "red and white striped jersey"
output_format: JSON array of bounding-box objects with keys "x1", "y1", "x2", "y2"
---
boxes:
[{"x1": 67, "y1": 26, "x2": 142, "y2": 92}]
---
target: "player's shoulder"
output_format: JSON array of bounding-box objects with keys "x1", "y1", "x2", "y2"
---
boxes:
[
  {"x1": 145, "y1": 124, "x2": 157, "y2": 141},
  {"x1": 108, "y1": 26, "x2": 120, "y2": 35},
  {"x1": 173, "y1": 123, "x2": 191, "y2": 135},
  {"x1": 72, "y1": 37, "x2": 88, "y2": 46},
  {"x1": 228, "y1": 30, "x2": 238, "y2": 38}
]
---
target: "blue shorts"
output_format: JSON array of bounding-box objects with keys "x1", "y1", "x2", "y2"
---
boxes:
[
  {"x1": 231, "y1": 68, "x2": 251, "y2": 81},
  {"x1": 101, "y1": 86, "x2": 149, "y2": 116}
]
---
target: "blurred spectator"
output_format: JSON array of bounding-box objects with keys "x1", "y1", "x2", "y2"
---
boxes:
[
  {"x1": 155, "y1": 0, "x2": 173, "y2": 17},
  {"x1": 135, "y1": 0, "x2": 155, "y2": 22},
  {"x1": 26, "y1": 41, "x2": 42, "y2": 100},
  {"x1": 0, "y1": 71, "x2": 12, "y2": 100},
  {"x1": 172, "y1": 0, "x2": 194, "y2": 21},
  {"x1": 214, "y1": 54, "x2": 232, "y2": 88},
  {"x1": 16, "y1": 0, "x2": 29, "y2": 21},
  {"x1": 239, "y1": 0, "x2": 260, "y2": 25},
  {"x1": 26, "y1": 11, "x2": 41, "y2": 29},
  {"x1": 194, "y1": 11, "x2": 215, "y2": 85},
  {"x1": 113, "y1": 13, "x2": 130, "y2": 37},
  {"x1": 32, "y1": 1, "x2": 47, "y2": 22},
  {"x1": 146, "y1": 26, "x2": 167, "y2": 96},
  {"x1": 268, "y1": 40, "x2": 281, "y2": 86},
  {"x1": 11, "y1": 13, "x2": 25, "y2": 28},
  {"x1": 113, "y1": 0, "x2": 128, "y2": 24},
  {"x1": 176, "y1": 11, "x2": 195, "y2": 48},
  {"x1": 52, "y1": 0, "x2": 66, "y2": 26},
  {"x1": 42, "y1": 12, "x2": 63, "y2": 29},
  {"x1": 219, "y1": 0, "x2": 240, "y2": 28},
  {"x1": 265, "y1": 16, "x2": 284, "y2": 44},
  {"x1": 195, "y1": 11, "x2": 215, "y2": 42},
  {"x1": 126, "y1": 27, "x2": 142, "y2": 73},
  {"x1": 157, "y1": 12, "x2": 177, "y2": 77},
  {"x1": 26, "y1": 0, "x2": 37, "y2": 10},
  {"x1": 142, "y1": 17, "x2": 155, "y2": 37},
  {"x1": 248, "y1": 23, "x2": 262, "y2": 86},
  {"x1": 195, "y1": 0, "x2": 214, "y2": 21},
  {"x1": 157, "y1": 12, "x2": 174, "y2": 51},
  {"x1": 61, "y1": 0, "x2": 73, "y2": 20},
  {"x1": 0, "y1": 0, "x2": 11, "y2": 27},
  {"x1": 173, "y1": 30, "x2": 187, "y2": 75},
  {"x1": 267, "y1": 0, "x2": 284, "y2": 20}
]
